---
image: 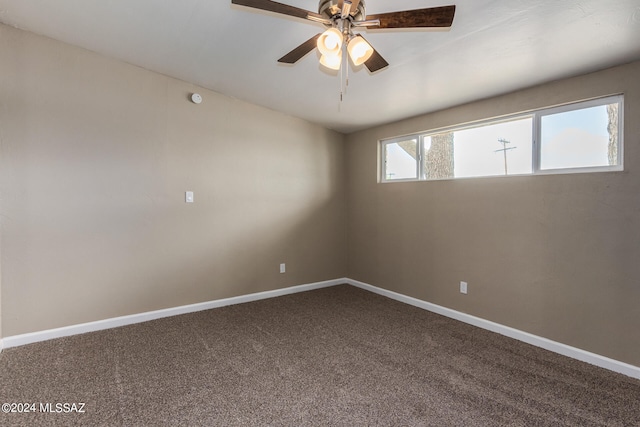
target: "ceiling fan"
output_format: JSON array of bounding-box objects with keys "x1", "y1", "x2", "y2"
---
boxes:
[{"x1": 231, "y1": 0, "x2": 456, "y2": 73}]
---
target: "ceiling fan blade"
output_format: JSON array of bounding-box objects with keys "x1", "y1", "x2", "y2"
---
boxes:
[
  {"x1": 364, "y1": 50, "x2": 389, "y2": 73},
  {"x1": 278, "y1": 34, "x2": 321, "y2": 64},
  {"x1": 359, "y1": 36, "x2": 389, "y2": 73},
  {"x1": 366, "y1": 5, "x2": 456, "y2": 29},
  {"x1": 231, "y1": 0, "x2": 324, "y2": 22}
]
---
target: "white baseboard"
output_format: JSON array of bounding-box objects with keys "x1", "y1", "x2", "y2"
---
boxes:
[
  {"x1": 2, "y1": 278, "x2": 347, "y2": 349},
  {"x1": 346, "y1": 278, "x2": 640, "y2": 380},
  {"x1": 4, "y1": 277, "x2": 639, "y2": 380}
]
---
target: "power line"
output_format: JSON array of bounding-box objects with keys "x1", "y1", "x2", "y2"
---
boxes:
[{"x1": 495, "y1": 138, "x2": 517, "y2": 175}]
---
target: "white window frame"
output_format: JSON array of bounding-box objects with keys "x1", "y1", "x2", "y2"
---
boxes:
[
  {"x1": 380, "y1": 136, "x2": 421, "y2": 182},
  {"x1": 532, "y1": 94, "x2": 624, "y2": 175},
  {"x1": 380, "y1": 94, "x2": 624, "y2": 183}
]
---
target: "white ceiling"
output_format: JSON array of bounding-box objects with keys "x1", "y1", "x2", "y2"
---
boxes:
[{"x1": 1, "y1": 0, "x2": 639, "y2": 133}]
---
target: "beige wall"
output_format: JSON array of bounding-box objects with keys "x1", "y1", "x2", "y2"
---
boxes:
[
  {"x1": 0, "y1": 24, "x2": 346, "y2": 337},
  {"x1": 346, "y1": 61, "x2": 640, "y2": 367}
]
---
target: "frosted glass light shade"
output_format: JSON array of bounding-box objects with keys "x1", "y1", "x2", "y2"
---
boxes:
[
  {"x1": 347, "y1": 35, "x2": 374, "y2": 66},
  {"x1": 320, "y1": 53, "x2": 342, "y2": 70},
  {"x1": 317, "y1": 28, "x2": 344, "y2": 56}
]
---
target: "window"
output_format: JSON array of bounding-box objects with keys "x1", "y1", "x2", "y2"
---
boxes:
[
  {"x1": 381, "y1": 95, "x2": 623, "y2": 182},
  {"x1": 382, "y1": 137, "x2": 418, "y2": 181},
  {"x1": 537, "y1": 97, "x2": 622, "y2": 172}
]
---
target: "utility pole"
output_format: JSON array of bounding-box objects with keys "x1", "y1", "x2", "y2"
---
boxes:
[{"x1": 495, "y1": 138, "x2": 517, "y2": 175}]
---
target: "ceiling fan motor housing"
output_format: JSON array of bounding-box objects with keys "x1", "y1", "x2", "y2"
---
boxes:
[{"x1": 319, "y1": 0, "x2": 366, "y2": 21}]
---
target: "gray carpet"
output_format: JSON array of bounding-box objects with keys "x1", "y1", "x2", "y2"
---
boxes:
[{"x1": 0, "y1": 284, "x2": 639, "y2": 426}]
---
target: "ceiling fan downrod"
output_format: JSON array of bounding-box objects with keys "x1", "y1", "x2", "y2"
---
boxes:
[{"x1": 318, "y1": 0, "x2": 365, "y2": 22}]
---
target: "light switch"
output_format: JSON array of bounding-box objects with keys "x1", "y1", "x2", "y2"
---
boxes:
[
  {"x1": 185, "y1": 191, "x2": 194, "y2": 203},
  {"x1": 460, "y1": 281, "x2": 468, "y2": 294}
]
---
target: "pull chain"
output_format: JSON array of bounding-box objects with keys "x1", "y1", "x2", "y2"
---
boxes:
[
  {"x1": 345, "y1": 40, "x2": 350, "y2": 93},
  {"x1": 338, "y1": 43, "x2": 345, "y2": 109},
  {"x1": 338, "y1": 52, "x2": 343, "y2": 110},
  {"x1": 338, "y1": 39, "x2": 350, "y2": 107}
]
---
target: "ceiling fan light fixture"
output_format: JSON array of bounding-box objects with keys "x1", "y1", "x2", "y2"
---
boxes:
[
  {"x1": 317, "y1": 28, "x2": 344, "y2": 56},
  {"x1": 347, "y1": 35, "x2": 374, "y2": 66},
  {"x1": 319, "y1": 53, "x2": 342, "y2": 70},
  {"x1": 233, "y1": 0, "x2": 457, "y2": 74}
]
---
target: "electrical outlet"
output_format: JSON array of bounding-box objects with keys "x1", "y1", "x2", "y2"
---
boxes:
[
  {"x1": 460, "y1": 281, "x2": 468, "y2": 294},
  {"x1": 280, "y1": 263, "x2": 286, "y2": 274}
]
